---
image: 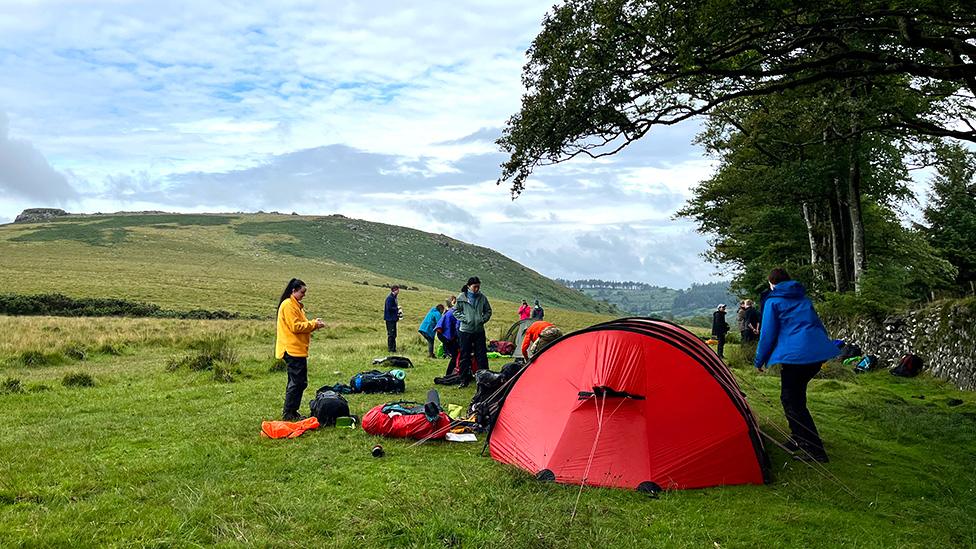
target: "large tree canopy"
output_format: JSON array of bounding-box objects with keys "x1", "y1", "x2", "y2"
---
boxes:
[{"x1": 499, "y1": 0, "x2": 976, "y2": 195}]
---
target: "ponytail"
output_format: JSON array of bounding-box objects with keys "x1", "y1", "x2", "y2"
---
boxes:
[{"x1": 278, "y1": 278, "x2": 306, "y2": 308}]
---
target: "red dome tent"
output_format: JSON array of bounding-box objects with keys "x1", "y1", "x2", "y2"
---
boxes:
[{"x1": 488, "y1": 318, "x2": 770, "y2": 491}]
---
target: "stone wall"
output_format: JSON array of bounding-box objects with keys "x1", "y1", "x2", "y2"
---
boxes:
[{"x1": 826, "y1": 298, "x2": 976, "y2": 391}]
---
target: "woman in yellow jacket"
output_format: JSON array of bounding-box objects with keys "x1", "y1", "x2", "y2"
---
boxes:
[{"x1": 276, "y1": 278, "x2": 325, "y2": 420}]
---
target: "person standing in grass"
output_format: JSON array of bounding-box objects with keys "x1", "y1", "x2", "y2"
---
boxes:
[
  {"x1": 518, "y1": 299, "x2": 531, "y2": 320},
  {"x1": 755, "y1": 268, "x2": 839, "y2": 463},
  {"x1": 384, "y1": 285, "x2": 400, "y2": 353},
  {"x1": 740, "y1": 299, "x2": 761, "y2": 362},
  {"x1": 454, "y1": 276, "x2": 492, "y2": 388},
  {"x1": 418, "y1": 304, "x2": 445, "y2": 358},
  {"x1": 531, "y1": 300, "x2": 545, "y2": 320},
  {"x1": 711, "y1": 304, "x2": 730, "y2": 359},
  {"x1": 276, "y1": 278, "x2": 325, "y2": 421},
  {"x1": 435, "y1": 300, "x2": 460, "y2": 375}
]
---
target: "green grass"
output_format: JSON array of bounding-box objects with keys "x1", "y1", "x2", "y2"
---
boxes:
[
  {"x1": 0, "y1": 317, "x2": 973, "y2": 547},
  {"x1": 0, "y1": 213, "x2": 974, "y2": 546},
  {"x1": 234, "y1": 216, "x2": 604, "y2": 311}
]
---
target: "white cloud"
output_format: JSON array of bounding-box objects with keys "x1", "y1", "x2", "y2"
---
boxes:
[{"x1": 0, "y1": 1, "x2": 732, "y2": 287}]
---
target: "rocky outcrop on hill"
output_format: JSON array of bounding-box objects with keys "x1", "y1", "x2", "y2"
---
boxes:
[
  {"x1": 826, "y1": 298, "x2": 976, "y2": 391},
  {"x1": 14, "y1": 208, "x2": 70, "y2": 223}
]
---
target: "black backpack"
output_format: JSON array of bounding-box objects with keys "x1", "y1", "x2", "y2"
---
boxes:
[
  {"x1": 350, "y1": 370, "x2": 405, "y2": 393},
  {"x1": 309, "y1": 389, "x2": 350, "y2": 426},
  {"x1": 891, "y1": 354, "x2": 923, "y2": 377}
]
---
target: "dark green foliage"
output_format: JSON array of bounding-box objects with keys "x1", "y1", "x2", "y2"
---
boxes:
[
  {"x1": 235, "y1": 217, "x2": 602, "y2": 311},
  {"x1": 16, "y1": 350, "x2": 64, "y2": 367},
  {"x1": 61, "y1": 372, "x2": 94, "y2": 388},
  {"x1": 167, "y1": 337, "x2": 239, "y2": 373},
  {"x1": 27, "y1": 384, "x2": 52, "y2": 393},
  {"x1": 9, "y1": 214, "x2": 234, "y2": 247},
  {"x1": 923, "y1": 143, "x2": 976, "y2": 293},
  {"x1": 0, "y1": 293, "x2": 257, "y2": 320},
  {"x1": 0, "y1": 378, "x2": 25, "y2": 394},
  {"x1": 498, "y1": 1, "x2": 975, "y2": 194}
]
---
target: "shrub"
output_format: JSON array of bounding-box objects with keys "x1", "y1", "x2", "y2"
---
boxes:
[
  {"x1": 1, "y1": 377, "x2": 25, "y2": 394},
  {"x1": 167, "y1": 337, "x2": 239, "y2": 372},
  {"x1": 0, "y1": 292, "x2": 260, "y2": 320},
  {"x1": 18, "y1": 350, "x2": 63, "y2": 367},
  {"x1": 63, "y1": 345, "x2": 88, "y2": 361},
  {"x1": 212, "y1": 363, "x2": 235, "y2": 383},
  {"x1": 62, "y1": 372, "x2": 95, "y2": 388}
]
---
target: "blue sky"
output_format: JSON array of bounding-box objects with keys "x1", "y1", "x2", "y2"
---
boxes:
[{"x1": 0, "y1": 1, "x2": 735, "y2": 287}]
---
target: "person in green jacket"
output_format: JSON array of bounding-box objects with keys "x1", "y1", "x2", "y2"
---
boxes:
[{"x1": 454, "y1": 276, "x2": 492, "y2": 387}]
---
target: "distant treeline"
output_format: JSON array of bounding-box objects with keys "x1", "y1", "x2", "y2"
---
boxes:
[
  {"x1": 558, "y1": 279, "x2": 739, "y2": 318},
  {"x1": 0, "y1": 293, "x2": 259, "y2": 320},
  {"x1": 555, "y1": 278, "x2": 661, "y2": 291}
]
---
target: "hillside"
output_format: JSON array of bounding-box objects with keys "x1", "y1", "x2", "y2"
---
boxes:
[
  {"x1": 0, "y1": 212, "x2": 606, "y2": 320},
  {"x1": 559, "y1": 279, "x2": 739, "y2": 318}
]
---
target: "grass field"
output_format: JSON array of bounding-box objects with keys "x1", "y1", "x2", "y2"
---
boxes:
[
  {"x1": 1, "y1": 213, "x2": 975, "y2": 547},
  {"x1": 1, "y1": 317, "x2": 974, "y2": 547}
]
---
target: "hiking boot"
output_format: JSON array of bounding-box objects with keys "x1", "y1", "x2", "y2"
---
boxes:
[{"x1": 282, "y1": 412, "x2": 308, "y2": 422}]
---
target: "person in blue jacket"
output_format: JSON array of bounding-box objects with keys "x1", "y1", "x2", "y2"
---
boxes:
[
  {"x1": 418, "y1": 304, "x2": 445, "y2": 358},
  {"x1": 384, "y1": 286, "x2": 400, "y2": 352},
  {"x1": 435, "y1": 300, "x2": 461, "y2": 376},
  {"x1": 755, "y1": 268, "x2": 838, "y2": 463}
]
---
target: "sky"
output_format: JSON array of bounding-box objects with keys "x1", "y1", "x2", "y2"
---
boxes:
[{"x1": 0, "y1": 1, "x2": 739, "y2": 288}]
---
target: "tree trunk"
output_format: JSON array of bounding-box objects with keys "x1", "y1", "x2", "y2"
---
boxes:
[
  {"x1": 829, "y1": 184, "x2": 850, "y2": 292},
  {"x1": 802, "y1": 202, "x2": 825, "y2": 280},
  {"x1": 847, "y1": 143, "x2": 867, "y2": 292}
]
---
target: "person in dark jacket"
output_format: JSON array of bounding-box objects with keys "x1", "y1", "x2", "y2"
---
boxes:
[
  {"x1": 741, "y1": 299, "x2": 760, "y2": 343},
  {"x1": 711, "y1": 304, "x2": 730, "y2": 359},
  {"x1": 454, "y1": 276, "x2": 492, "y2": 387},
  {"x1": 435, "y1": 303, "x2": 460, "y2": 376},
  {"x1": 384, "y1": 286, "x2": 400, "y2": 352},
  {"x1": 755, "y1": 268, "x2": 839, "y2": 463},
  {"x1": 531, "y1": 300, "x2": 544, "y2": 320}
]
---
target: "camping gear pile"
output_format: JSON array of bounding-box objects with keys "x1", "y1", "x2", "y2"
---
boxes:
[{"x1": 362, "y1": 389, "x2": 453, "y2": 440}]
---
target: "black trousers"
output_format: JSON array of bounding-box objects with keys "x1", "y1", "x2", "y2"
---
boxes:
[
  {"x1": 437, "y1": 333, "x2": 460, "y2": 376},
  {"x1": 386, "y1": 320, "x2": 398, "y2": 352},
  {"x1": 457, "y1": 330, "x2": 488, "y2": 383},
  {"x1": 780, "y1": 362, "x2": 826, "y2": 456},
  {"x1": 282, "y1": 352, "x2": 308, "y2": 418},
  {"x1": 715, "y1": 333, "x2": 727, "y2": 358}
]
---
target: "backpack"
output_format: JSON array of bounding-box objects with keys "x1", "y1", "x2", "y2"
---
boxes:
[
  {"x1": 891, "y1": 354, "x2": 923, "y2": 378},
  {"x1": 350, "y1": 370, "x2": 406, "y2": 393},
  {"x1": 309, "y1": 389, "x2": 350, "y2": 426},
  {"x1": 853, "y1": 355, "x2": 877, "y2": 373},
  {"x1": 488, "y1": 341, "x2": 515, "y2": 356},
  {"x1": 838, "y1": 342, "x2": 863, "y2": 360}
]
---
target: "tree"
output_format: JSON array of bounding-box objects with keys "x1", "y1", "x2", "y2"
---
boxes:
[
  {"x1": 498, "y1": 0, "x2": 976, "y2": 195},
  {"x1": 923, "y1": 143, "x2": 976, "y2": 293}
]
